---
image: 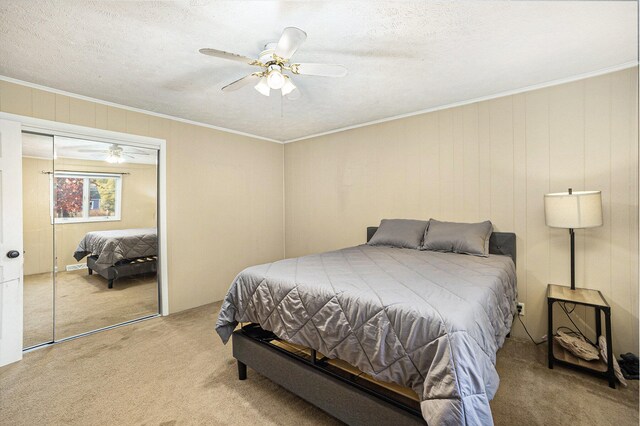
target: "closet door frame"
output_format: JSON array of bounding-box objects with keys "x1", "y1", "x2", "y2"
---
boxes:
[{"x1": 0, "y1": 112, "x2": 169, "y2": 320}]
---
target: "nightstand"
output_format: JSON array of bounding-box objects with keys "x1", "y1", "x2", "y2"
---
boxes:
[{"x1": 547, "y1": 284, "x2": 616, "y2": 388}]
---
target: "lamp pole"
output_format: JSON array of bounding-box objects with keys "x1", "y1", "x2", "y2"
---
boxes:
[
  {"x1": 569, "y1": 227, "x2": 575, "y2": 290},
  {"x1": 568, "y1": 188, "x2": 576, "y2": 290}
]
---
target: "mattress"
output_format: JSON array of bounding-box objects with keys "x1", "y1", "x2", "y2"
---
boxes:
[
  {"x1": 216, "y1": 245, "x2": 517, "y2": 425},
  {"x1": 73, "y1": 228, "x2": 158, "y2": 272}
]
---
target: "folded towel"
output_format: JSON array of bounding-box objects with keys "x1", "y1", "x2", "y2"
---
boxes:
[{"x1": 554, "y1": 330, "x2": 599, "y2": 361}]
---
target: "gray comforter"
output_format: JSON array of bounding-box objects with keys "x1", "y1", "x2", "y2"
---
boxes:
[
  {"x1": 216, "y1": 245, "x2": 517, "y2": 425},
  {"x1": 73, "y1": 228, "x2": 157, "y2": 271}
]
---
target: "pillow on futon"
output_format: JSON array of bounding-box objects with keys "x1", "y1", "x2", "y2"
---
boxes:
[
  {"x1": 367, "y1": 219, "x2": 429, "y2": 249},
  {"x1": 421, "y1": 219, "x2": 493, "y2": 257}
]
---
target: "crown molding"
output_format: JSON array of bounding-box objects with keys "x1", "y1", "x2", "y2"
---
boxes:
[{"x1": 283, "y1": 61, "x2": 639, "y2": 144}]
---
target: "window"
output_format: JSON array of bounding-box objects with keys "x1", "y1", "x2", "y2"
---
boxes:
[{"x1": 52, "y1": 172, "x2": 122, "y2": 223}]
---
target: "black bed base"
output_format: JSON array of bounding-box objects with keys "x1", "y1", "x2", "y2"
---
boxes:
[
  {"x1": 87, "y1": 255, "x2": 157, "y2": 289},
  {"x1": 233, "y1": 324, "x2": 426, "y2": 426}
]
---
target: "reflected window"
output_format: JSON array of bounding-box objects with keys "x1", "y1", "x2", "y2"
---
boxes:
[{"x1": 53, "y1": 172, "x2": 122, "y2": 223}]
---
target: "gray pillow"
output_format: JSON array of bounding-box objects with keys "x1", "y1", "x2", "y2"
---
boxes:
[
  {"x1": 421, "y1": 219, "x2": 493, "y2": 257},
  {"x1": 367, "y1": 219, "x2": 429, "y2": 249}
]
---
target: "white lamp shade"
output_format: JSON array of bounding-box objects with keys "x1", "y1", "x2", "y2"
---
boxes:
[
  {"x1": 281, "y1": 77, "x2": 296, "y2": 96},
  {"x1": 544, "y1": 190, "x2": 603, "y2": 229},
  {"x1": 254, "y1": 77, "x2": 270, "y2": 97}
]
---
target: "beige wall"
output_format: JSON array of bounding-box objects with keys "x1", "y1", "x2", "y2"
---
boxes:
[
  {"x1": 22, "y1": 156, "x2": 157, "y2": 275},
  {"x1": 3, "y1": 69, "x2": 638, "y2": 354},
  {"x1": 284, "y1": 68, "x2": 639, "y2": 354},
  {"x1": 1, "y1": 80, "x2": 285, "y2": 313}
]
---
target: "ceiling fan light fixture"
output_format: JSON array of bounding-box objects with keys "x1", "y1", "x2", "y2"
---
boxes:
[
  {"x1": 281, "y1": 77, "x2": 296, "y2": 96},
  {"x1": 201, "y1": 26, "x2": 347, "y2": 101},
  {"x1": 254, "y1": 76, "x2": 271, "y2": 96},
  {"x1": 106, "y1": 153, "x2": 124, "y2": 164},
  {"x1": 266, "y1": 65, "x2": 285, "y2": 90},
  {"x1": 106, "y1": 146, "x2": 125, "y2": 164}
]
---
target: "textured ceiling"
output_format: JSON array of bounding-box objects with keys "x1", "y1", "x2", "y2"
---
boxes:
[{"x1": 0, "y1": 1, "x2": 637, "y2": 142}]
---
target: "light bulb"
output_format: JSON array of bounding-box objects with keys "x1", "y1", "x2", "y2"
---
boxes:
[
  {"x1": 281, "y1": 77, "x2": 296, "y2": 96},
  {"x1": 267, "y1": 70, "x2": 285, "y2": 90},
  {"x1": 254, "y1": 76, "x2": 270, "y2": 96}
]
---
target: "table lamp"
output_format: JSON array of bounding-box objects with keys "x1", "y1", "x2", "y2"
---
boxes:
[{"x1": 544, "y1": 188, "x2": 603, "y2": 290}]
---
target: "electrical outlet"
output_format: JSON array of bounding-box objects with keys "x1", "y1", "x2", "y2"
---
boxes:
[{"x1": 517, "y1": 302, "x2": 525, "y2": 316}]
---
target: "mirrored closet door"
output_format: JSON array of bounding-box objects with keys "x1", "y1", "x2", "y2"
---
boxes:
[
  {"x1": 22, "y1": 132, "x2": 160, "y2": 348},
  {"x1": 22, "y1": 133, "x2": 55, "y2": 349}
]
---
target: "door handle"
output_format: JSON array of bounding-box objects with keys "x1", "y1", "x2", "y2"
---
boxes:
[{"x1": 6, "y1": 250, "x2": 20, "y2": 259}]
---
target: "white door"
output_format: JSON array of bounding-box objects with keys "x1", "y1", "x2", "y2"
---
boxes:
[{"x1": 0, "y1": 119, "x2": 23, "y2": 367}]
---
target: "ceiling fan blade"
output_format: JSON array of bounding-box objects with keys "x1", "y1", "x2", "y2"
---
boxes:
[
  {"x1": 221, "y1": 74, "x2": 261, "y2": 92},
  {"x1": 124, "y1": 151, "x2": 152, "y2": 156},
  {"x1": 113, "y1": 146, "x2": 154, "y2": 155},
  {"x1": 292, "y1": 63, "x2": 347, "y2": 77},
  {"x1": 199, "y1": 48, "x2": 258, "y2": 65},
  {"x1": 77, "y1": 149, "x2": 105, "y2": 153},
  {"x1": 274, "y1": 27, "x2": 307, "y2": 59}
]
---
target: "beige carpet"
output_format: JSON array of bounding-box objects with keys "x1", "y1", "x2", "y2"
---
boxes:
[
  {"x1": 2, "y1": 302, "x2": 637, "y2": 425},
  {"x1": 23, "y1": 270, "x2": 158, "y2": 348}
]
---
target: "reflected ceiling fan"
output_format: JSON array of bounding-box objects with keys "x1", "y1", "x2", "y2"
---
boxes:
[
  {"x1": 77, "y1": 144, "x2": 152, "y2": 164},
  {"x1": 199, "y1": 27, "x2": 347, "y2": 99}
]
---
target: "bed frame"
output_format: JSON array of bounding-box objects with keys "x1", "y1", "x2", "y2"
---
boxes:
[
  {"x1": 87, "y1": 255, "x2": 157, "y2": 289},
  {"x1": 232, "y1": 228, "x2": 516, "y2": 425}
]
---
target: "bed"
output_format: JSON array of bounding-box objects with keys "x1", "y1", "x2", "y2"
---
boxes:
[
  {"x1": 216, "y1": 227, "x2": 517, "y2": 425},
  {"x1": 73, "y1": 228, "x2": 158, "y2": 289}
]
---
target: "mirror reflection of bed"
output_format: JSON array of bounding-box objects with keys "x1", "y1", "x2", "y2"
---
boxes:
[{"x1": 22, "y1": 133, "x2": 160, "y2": 348}]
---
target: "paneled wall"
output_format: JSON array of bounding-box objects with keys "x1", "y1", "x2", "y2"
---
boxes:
[
  {"x1": 2, "y1": 68, "x2": 637, "y2": 354},
  {"x1": 284, "y1": 68, "x2": 639, "y2": 354},
  {"x1": 1, "y1": 80, "x2": 285, "y2": 313}
]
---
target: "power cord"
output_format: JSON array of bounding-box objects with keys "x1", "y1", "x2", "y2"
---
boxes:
[
  {"x1": 558, "y1": 302, "x2": 595, "y2": 346},
  {"x1": 514, "y1": 302, "x2": 595, "y2": 347},
  {"x1": 516, "y1": 314, "x2": 546, "y2": 345},
  {"x1": 564, "y1": 302, "x2": 576, "y2": 314}
]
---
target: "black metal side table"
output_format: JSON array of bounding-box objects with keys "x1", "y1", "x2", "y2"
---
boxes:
[{"x1": 547, "y1": 283, "x2": 615, "y2": 388}]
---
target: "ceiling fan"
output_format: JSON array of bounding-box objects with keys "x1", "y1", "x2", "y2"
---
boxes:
[
  {"x1": 199, "y1": 27, "x2": 347, "y2": 99},
  {"x1": 77, "y1": 144, "x2": 152, "y2": 164}
]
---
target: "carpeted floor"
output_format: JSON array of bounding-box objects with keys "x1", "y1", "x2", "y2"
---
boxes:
[
  {"x1": 23, "y1": 270, "x2": 158, "y2": 348},
  {"x1": 2, "y1": 302, "x2": 637, "y2": 425}
]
